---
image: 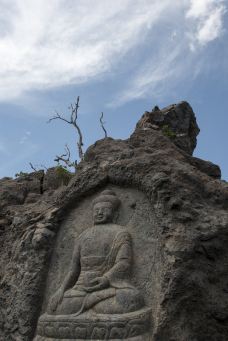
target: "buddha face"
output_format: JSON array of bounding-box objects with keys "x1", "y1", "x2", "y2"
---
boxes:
[{"x1": 93, "y1": 202, "x2": 114, "y2": 224}]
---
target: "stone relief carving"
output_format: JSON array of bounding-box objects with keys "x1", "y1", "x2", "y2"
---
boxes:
[{"x1": 34, "y1": 190, "x2": 151, "y2": 340}]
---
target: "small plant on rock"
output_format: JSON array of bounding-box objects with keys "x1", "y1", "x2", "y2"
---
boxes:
[
  {"x1": 162, "y1": 125, "x2": 176, "y2": 139},
  {"x1": 55, "y1": 165, "x2": 74, "y2": 186},
  {"x1": 15, "y1": 171, "x2": 29, "y2": 178}
]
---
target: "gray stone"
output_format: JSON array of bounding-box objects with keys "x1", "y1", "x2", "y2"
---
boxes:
[
  {"x1": 0, "y1": 101, "x2": 227, "y2": 341},
  {"x1": 34, "y1": 189, "x2": 152, "y2": 340},
  {"x1": 136, "y1": 101, "x2": 200, "y2": 155}
]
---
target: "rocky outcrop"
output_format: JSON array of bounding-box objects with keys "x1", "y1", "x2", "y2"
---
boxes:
[
  {"x1": 0, "y1": 101, "x2": 227, "y2": 341},
  {"x1": 136, "y1": 101, "x2": 200, "y2": 155}
]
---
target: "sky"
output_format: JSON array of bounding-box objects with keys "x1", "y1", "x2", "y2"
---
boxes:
[{"x1": 0, "y1": 0, "x2": 227, "y2": 180}]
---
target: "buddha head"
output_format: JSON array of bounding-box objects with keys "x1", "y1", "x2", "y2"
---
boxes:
[{"x1": 93, "y1": 190, "x2": 120, "y2": 224}]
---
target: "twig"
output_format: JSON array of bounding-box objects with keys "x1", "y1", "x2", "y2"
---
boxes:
[
  {"x1": 29, "y1": 162, "x2": 48, "y2": 172},
  {"x1": 29, "y1": 162, "x2": 37, "y2": 172},
  {"x1": 100, "y1": 112, "x2": 107, "y2": 138},
  {"x1": 54, "y1": 144, "x2": 77, "y2": 172}
]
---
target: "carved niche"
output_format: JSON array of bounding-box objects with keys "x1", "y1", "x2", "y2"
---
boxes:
[{"x1": 34, "y1": 187, "x2": 158, "y2": 340}]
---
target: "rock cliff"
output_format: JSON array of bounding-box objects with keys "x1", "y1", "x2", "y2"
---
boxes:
[{"x1": 0, "y1": 101, "x2": 227, "y2": 341}]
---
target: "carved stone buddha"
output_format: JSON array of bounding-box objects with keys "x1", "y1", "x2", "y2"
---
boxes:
[{"x1": 35, "y1": 190, "x2": 151, "y2": 340}]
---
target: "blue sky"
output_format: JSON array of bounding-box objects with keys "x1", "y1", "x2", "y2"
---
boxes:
[{"x1": 0, "y1": 0, "x2": 227, "y2": 180}]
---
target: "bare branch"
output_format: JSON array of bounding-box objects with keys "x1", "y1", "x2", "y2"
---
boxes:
[
  {"x1": 100, "y1": 112, "x2": 107, "y2": 138},
  {"x1": 48, "y1": 96, "x2": 84, "y2": 160},
  {"x1": 54, "y1": 144, "x2": 77, "y2": 172},
  {"x1": 47, "y1": 111, "x2": 71, "y2": 125},
  {"x1": 70, "y1": 96, "x2": 84, "y2": 159},
  {"x1": 29, "y1": 162, "x2": 37, "y2": 172},
  {"x1": 65, "y1": 144, "x2": 71, "y2": 160},
  {"x1": 29, "y1": 162, "x2": 48, "y2": 172}
]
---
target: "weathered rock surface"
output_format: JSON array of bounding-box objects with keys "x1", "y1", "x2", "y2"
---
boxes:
[
  {"x1": 136, "y1": 101, "x2": 200, "y2": 155},
  {"x1": 0, "y1": 101, "x2": 227, "y2": 341}
]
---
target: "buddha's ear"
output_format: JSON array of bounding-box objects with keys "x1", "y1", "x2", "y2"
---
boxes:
[{"x1": 112, "y1": 209, "x2": 119, "y2": 223}]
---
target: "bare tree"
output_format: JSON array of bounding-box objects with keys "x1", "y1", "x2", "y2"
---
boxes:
[
  {"x1": 54, "y1": 144, "x2": 77, "y2": 172},
  {"x1": 48, "y1": 96, "x2": 84, "y2": 160},
  {"x1": 100, "y1": 112, "x2": 107, "y2": 138}
]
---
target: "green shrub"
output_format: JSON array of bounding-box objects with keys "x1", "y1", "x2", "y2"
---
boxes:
[
  {"x1": 15, "y1": 171, "x2": 29, "y2": 178},
  {"x1": 55, "y1": 165, "x2": 73, "y2": 186},
  {"x1": 162, "y1": 125, "x2": 176, "y2": 139}
]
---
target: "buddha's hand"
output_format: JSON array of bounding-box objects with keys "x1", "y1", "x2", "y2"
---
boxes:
[
  {"x1": 49, "y1": 287, "x2": 64, "y2": 312},
  {"x1": 85, "y1": 276, "x2": 109, "y2": 292}
]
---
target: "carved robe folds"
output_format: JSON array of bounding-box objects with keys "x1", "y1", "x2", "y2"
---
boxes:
[{"x1": 49, "y1": 225, "x2": 144, "y2": 315}]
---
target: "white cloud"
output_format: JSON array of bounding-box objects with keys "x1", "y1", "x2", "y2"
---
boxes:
[
  {"x1": 109, "y1": 47, "x2": 183, "y2": 106},
  {"x1": 0, "y1": 0, "x2": 169, "y2": 101},
  {"x1": 186, "y1": 0, "x2": 226, "y2": 47},
  {"x1": 186, "y1": 0, "x2": 224, "y2": 18},
  {"x1": 197, "y1": 7, "x2": 224, "y2": 45},
  {"x1": 0, "y1": 0, "x2": 226, "y2": 104},
  {"x1": 109, "y1": 0, "x2": 226, "y2": 106}
]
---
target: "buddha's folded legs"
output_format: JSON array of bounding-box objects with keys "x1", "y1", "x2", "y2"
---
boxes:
[
  {"x1": 47, "y1": 288, "x2": 116, "y2": 315},
  {"x1": 47, "y1": 287, "x2": 144, "y2": 315},
  {"x1": 92, "y1": 288, "x2": 144, "y2": 314},
  {"x1": 55, "y1": 295, "x2": 85, "y2": 315},
  {"x1": 46, "y1": 290, "x2": 86, "y2": 315}
]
